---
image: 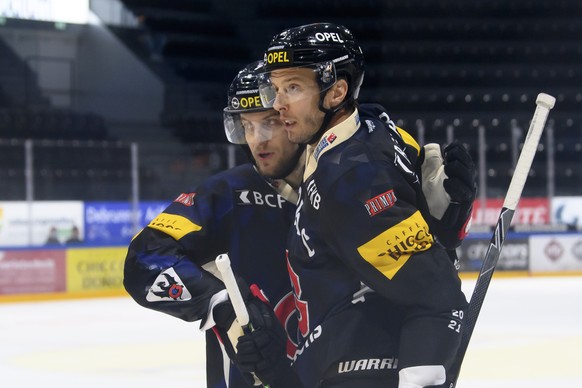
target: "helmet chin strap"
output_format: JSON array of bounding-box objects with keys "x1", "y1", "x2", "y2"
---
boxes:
[{"x1": 305, "y1": 91, "x2": 349, "y2": 145}]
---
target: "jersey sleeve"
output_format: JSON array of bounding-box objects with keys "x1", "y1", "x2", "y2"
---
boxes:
[{"x1": 123, "y1": 178, "x2": 233, "y2": 323}]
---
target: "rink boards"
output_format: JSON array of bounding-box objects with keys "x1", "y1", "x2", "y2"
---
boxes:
[{"x1": 1, "y1": 231, "x2": 582, "y2": 302}]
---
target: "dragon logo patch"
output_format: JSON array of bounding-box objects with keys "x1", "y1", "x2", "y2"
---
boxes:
[{"x1": 146, "y1": 267, "x2": 192, "y2": 302}]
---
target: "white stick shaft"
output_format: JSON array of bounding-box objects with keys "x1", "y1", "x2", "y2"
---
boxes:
[
  {"x1": 215, "y1": 254, "x2": 265, "y2": 386},
  {"x1": 215, "y1": 253, "x2": 250, "y2": 327},
  {"x1": 451, "y1": 92, "x2": 556, "y2": 387},
  {"x1": 503, "y1": 93, "x2": 555, "y2": 210}
]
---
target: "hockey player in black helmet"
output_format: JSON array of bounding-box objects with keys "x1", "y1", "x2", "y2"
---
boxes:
[
  {"x1": 123, "y1": 60, "x2": 304, "y2": 388},
  {"x1": 224, "y1": 60, "x2": 305, "y2": 181},
  {"x1": 258, "y1": 23, "x2": 364, "y2": 145},
  {"x1": 235, "y1": 23, "x2": 476, "y2": 388},
  {"x1": 259, "y1": 23, "x2": 474, "y2": 248}
]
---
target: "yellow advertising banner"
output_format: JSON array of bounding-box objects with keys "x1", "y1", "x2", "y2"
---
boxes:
[{"x1": 66, "y1": 247, "x2": 127, "y2": 293}]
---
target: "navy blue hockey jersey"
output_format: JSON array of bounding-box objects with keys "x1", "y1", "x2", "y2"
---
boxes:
[
  {"x1": 124, "y1": 164, "x2": 298, "y2": 388},
  {"x1": 286, "y1": 108, "x2": 468, "y2": 386}
]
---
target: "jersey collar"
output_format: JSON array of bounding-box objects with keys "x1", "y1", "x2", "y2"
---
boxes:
[{"x1": 304, "y1": 109, "x2": 360, "y2": 180}]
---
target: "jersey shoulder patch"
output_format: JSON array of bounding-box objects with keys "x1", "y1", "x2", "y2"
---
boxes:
[{"x1": 146, "y1": 267, "x2": 192, "y2": 302}]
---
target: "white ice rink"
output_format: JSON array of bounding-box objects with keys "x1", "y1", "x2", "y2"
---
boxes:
[{"x1": 1, "y1": 276, "x2": 581, "y2": 388}]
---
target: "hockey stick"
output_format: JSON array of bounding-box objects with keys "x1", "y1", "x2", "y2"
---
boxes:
[
  {"x1": 451, "y1": 93, "x2": 555, "y2": 387},
  {"x1": 216, "y1": 253, "x2": 250, "y2": 328},
  {"x1": 215, "y1": 253, "x2": 268, "y2": 387}
]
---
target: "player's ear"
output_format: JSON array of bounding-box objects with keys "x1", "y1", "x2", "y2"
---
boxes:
[{"x1": 325, "y1": 79, "x2": 348, "y2": 109}]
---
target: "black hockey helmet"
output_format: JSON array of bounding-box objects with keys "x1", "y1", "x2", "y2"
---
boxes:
[
  {"x1": 260, "y1": 22, "x2": 365, "y2": 107},
  {"x1": 224, "y1": 60, "x2": 273, "y2": 144}
]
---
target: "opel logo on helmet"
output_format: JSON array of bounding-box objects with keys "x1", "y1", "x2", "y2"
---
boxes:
[{"x1": 231, "y1": 97, "x2": 240, "y2": 109}]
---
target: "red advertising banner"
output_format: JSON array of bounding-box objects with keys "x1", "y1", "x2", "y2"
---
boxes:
[
  {"x1": 472, "y1": 197, "x2": 550, "y2": 225},
  {"x1": 0, "y1": 249, "x2": 66, "y2": 295}
]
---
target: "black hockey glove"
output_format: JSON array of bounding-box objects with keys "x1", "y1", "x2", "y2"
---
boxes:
[
  {"x1": 437, "y1": 141, "x2": 477, "y2": 250},
  {"x1": 442, "y1": 141, "x2": 477, "y2": 207},
  {"x1": 440, "y1": 141, "x2": 477, "y2": 229},
  {"x1": 210, "y1": 277, "x2": 251, "y2": 362},
  {"x1": 420, "y1": 141, "x2": 477, "y2": 251},
  {"x1": 235, "y1": 286, "x2": 303, "y2": 388},
  {"x1": 212, "y1": 299, "x2": 239, "y2": 358}
]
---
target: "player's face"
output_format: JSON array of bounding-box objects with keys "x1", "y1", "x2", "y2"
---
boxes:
[
  {"x1": 241, "y1": 110, "x2": 300, "y2": 178},
  {"x1": 268, "y1": 68, "x2": 326, "y2": 145}
]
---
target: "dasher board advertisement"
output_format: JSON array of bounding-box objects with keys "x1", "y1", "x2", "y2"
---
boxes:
[
  {"x1": 84, "y1": 201, "x2": 167, "y2": 245},
  {"x1": 0, "y1": 249, "x2": 66, "y2": 294},
  {"x1": 0, "y1": 201, "x2": 84, "y2": 247},
  {"x1": 471, "y1": 197, "x2": 549, "y2": 226},
  {"x1": 552, "y1": 196, "x2": 582, "y2": 229},
  {"x1": 530, "y1": 234, "x2": 582, "y2": 272}
]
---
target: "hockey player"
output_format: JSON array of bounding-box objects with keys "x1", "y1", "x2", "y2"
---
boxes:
[
  {"x1": 123, "y1": 62, "x2": 408, "y2": 388},
  {"x1": 123, "y1": 61, "x2": 304, "y2": 388},
  {"x1": 235, "y1": 23, "x2": 476, "y2": 388}
]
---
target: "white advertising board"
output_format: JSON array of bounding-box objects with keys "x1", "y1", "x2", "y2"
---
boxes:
[
  {"x1": 552, "y1": 196, "x2": 582, "y2": 229},
  {"x1": 0, "y1": 201, "x2": 84, "y2": 247},
  {"x1": 0, "y1": 0, "x2": 88, "y2": 24},
  {"x1": 529, "y1": 234, "x2": 582, "y2": 272}
]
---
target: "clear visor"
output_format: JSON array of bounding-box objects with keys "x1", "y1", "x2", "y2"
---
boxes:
[
  {"x1": 223, "y1": 109, "x2": 285, "y2": 145},
  {"x1": 258, "y1": 61, "x2": 337, "y2": 108}
]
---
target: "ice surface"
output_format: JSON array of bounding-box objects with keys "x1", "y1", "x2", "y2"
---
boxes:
[{"x1": 1, "y1": 276, "x2": 581, "y2": 387}]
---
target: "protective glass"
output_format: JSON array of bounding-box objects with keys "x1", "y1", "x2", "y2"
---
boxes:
[
  {"x1": 258, "y1": 61, "x2": 337, "y2": 108},
  {"x1": 223, "y1": 110, "x2": 284, "y2": 145}
]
